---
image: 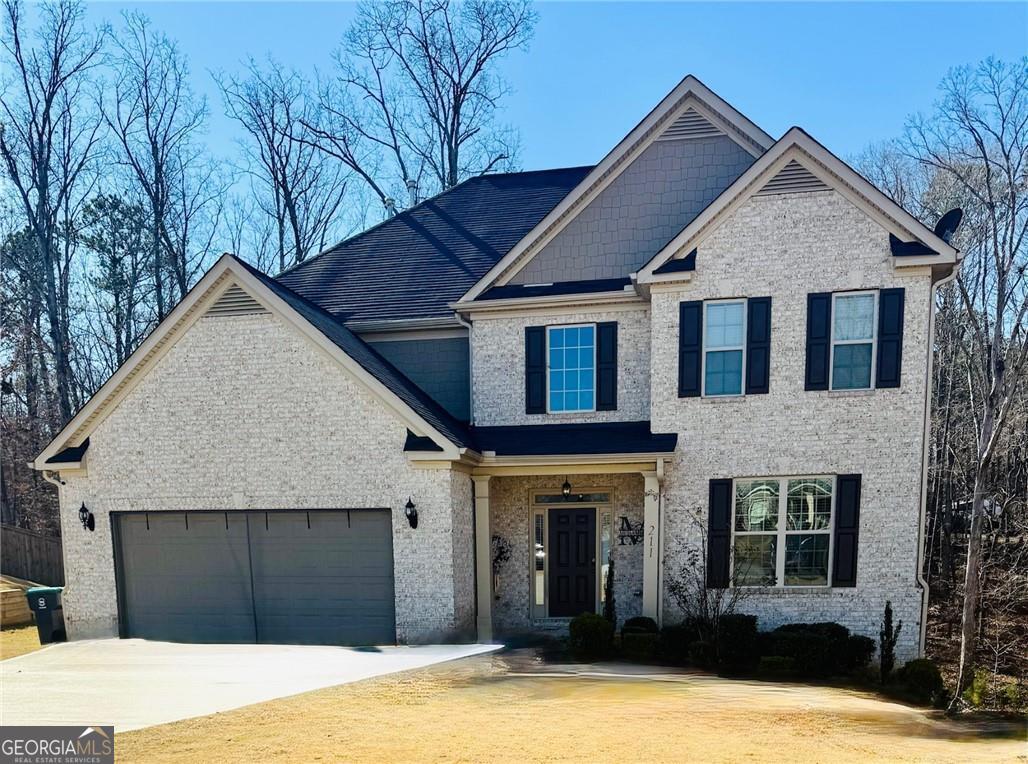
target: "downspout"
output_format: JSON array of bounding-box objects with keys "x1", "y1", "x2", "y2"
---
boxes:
[{"x1": 916, "y1": 263, "x2": 958, "y2": 656}]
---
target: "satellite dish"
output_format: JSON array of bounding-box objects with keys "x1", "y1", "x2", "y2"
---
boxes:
[{"x1": 934, "y1": 208, "x2": 963, "y2": 244}]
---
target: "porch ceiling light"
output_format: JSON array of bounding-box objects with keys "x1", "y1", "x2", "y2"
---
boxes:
[
  {"x1": 562, "y1": 477, "x2": 572, "y2": 500},
  {"x1": 78, "y1": 502, "x2": 95, "y2": 532},
  {"x1": 404, "y1": 497, "x2": 419, "y2": 529}
]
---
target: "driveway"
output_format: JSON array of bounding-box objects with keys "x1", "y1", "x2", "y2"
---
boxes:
[{"x1": 0, "y1": 638, "x2": 498, "y2": 731}]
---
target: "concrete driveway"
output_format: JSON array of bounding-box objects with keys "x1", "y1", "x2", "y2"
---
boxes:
[{"x1": 0, "y1": 639, "x2": 498, "y2": 732}]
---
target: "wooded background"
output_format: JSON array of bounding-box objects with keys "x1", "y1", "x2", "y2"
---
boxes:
[{"x1": 1, "y1": 0, "x2": 1024, "y2": 708}]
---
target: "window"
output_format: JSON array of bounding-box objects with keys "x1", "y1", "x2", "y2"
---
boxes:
[
  {"x1": 831, "y1": 292, "x2": 877, "y2": 390},
  {"x1": 732, "y1": 476, "x2": 834, "y2": 587},
  {"x1": 703, "y1": 301, "x2": 745, "y2": 396},
  {"x1": 547, "y1": 325, "x2": 595, "y2": 412}
]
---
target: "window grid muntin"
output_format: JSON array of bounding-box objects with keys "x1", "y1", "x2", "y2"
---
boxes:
[
  {"x1": 830, "y1": 291, "x2": 878, "y2": 391},
  {"x1": 731, "y1": 475, "x2": 836, "y2": 588},
  {"x1": 702, "y1": 299, "x2": 747, "y2": 397},
  {"x1": 546, "y1": 324, "x2": 597, "y2": 413}
]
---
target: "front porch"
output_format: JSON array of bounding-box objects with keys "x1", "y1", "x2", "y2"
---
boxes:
[{"x1": 472, "y1": 464, "x2": 667, "y2": 642}]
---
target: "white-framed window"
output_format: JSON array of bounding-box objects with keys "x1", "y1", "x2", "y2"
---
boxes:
[
  {"x1": 703, "y1": 300, "x2": 746, "y2": 396},
  {"x1": 830, "y1": 291, "x2": 877, "y2": 390},
  {"x1": 731, "y1": 476, "x2": 835, "y2": 587},
  {"x1": 547, "y1": 324, "x2": 596, "y2": 412}
]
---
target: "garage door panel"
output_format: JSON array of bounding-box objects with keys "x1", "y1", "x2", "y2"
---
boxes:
[
  {"x1": 116, "y1": 513, "x2": 256, "y2": 643},
  {"x1": 249, "y1": 511, "x2": 395, "y2": 646}
]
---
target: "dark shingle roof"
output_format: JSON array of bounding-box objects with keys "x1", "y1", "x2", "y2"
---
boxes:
[
  {"x1": 47, "y1": 437, "x2": 89, "y2": 464},
  {"x1": 478, "y1": 277, "x2": 632, "y2": 301},
  {"x1": 237, "y1": 258, "x2": 474, "y2": 449},
  {"x1": 276, "y1": 167, "x2": 592, "y2": 324}
]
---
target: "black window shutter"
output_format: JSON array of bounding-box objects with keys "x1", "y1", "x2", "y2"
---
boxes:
[
  {"x1": 805, "y1": 292, "x2": 832, "y2": 391},
  {"x1": 596, "y1": 321, "x2": 618, "y2": 411},
  {"x1": 525, "y1": 326, "x2": 546, "y2": 414},
  {"x1": 745, "y1": 297, "x2": 772, "y2": 394},
  {"x1": 832, "y1": 474, "x2": 861, "y2": 587},
  {"x1": 678, "y1": 301, "x2": 703, "y2": 397},
  {"x1": 876, "y1": 288, "x2": 905, "y2": 389},
  {"x1": 707, "y1": 479, "x2": 732, "y2": 588}
]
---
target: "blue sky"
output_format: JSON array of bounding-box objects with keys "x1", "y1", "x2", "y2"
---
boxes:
[{"x1": 84, "y1": 1, "x2": 1027, "y2": 170}]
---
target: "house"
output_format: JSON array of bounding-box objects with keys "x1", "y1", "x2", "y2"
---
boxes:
[{"x1": 33, "y1": 76, "x2": 958, "y2": 660}]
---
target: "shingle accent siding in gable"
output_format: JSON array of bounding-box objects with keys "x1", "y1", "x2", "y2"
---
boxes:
[
  {"x1": 509, "y1": 136, "x2": 755, "y2": 284},
  {"x1": 368, "y1": 337, "x2": 471, "y2": 422},
  {"x1": 755, "y1": 159, "x2": 830, "y2": 196}
]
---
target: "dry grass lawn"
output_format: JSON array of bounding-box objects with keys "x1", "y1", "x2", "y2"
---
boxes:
[
  {"x1": 116, "y1": 653, "x2": 1026, "y2": 763},
  {"x1": 0, "y1": 624, "x2": 41, "y2": 661}
]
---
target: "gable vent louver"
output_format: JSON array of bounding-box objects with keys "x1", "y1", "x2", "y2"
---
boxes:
[
  {"x1": 756, "y1": 159, "x2": 831, "y2": 196},
  {"x1": 206, "y1": 284, "x2": 269, "y2": 317},
  {"x1": 657, "y1": 107, "x2": 724, "y2": 142}
]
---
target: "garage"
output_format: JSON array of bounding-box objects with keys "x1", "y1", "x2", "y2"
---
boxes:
[{"x1": 112, "y1": 510, "x2": 395, "y2": 646}]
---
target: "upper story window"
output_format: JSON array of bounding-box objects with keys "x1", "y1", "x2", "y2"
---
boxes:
[
  {"x1": 831, "y1": 292, "x2": 877, "y2": 390},
  {"x1": 704, "y1": 300, "x2": 746, "y2": 396},
  {"x1": 547, "y1": 324, "x2": 595, "y2": 412}
]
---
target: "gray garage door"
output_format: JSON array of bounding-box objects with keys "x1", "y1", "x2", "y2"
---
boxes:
[{"x1": 113, "y1": 510, "x2": 395, "y2": 645}]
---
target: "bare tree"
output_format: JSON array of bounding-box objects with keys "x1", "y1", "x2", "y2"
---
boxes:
[
  {"x1": 219, "y1": 59, "x2": 349, "y2": 272},
  {"x1": 900, "y1": 58, "x2": 1028, "y2": 708},
  {"x1": 0, "y1": 0, "x2": 105, "y2": 423},
  {"x1": 106, "y1": 11, "x2": 207, "y2": 318},
  {"x1": 305, "y1": 0, "x2": 535, "y2": 215}
]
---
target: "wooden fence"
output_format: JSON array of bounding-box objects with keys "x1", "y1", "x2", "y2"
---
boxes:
[{"x1": 1, "y1": 524, "x2": 64, "y2": 586}]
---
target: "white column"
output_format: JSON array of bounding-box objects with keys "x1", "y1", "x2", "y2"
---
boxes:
[
  {"x1": 642, "y1": 470, "x2": 662, "y2": 621},
  {"x1": 472, "y1": 475, "x2": 493, "y2": 642}
]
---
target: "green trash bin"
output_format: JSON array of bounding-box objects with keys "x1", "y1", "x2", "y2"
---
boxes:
[{"x1": 26, "y1": 586, "x2": 66, "y2": 644}]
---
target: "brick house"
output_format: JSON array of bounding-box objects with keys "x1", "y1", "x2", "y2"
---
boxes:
[{"x1": 33, "y1": 77, "x2": 958, "y2": 660}]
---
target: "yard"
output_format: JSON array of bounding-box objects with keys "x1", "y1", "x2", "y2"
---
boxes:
[
  {"x1": 0, "y1": 624, "x2": 41, "y2": 660},
  {"x1": 116, "y1": 651, "x2": 1025, "y2": 763}
]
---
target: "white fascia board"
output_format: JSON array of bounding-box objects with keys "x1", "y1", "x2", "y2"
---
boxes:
[
  {"x1": 638, "y1": 129, "x2": 958, "y2": 282},
  {"x1": 457, "y1": 76, "x2": 774, "y2": 304}
]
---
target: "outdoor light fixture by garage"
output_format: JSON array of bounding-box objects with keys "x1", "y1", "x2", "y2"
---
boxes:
[
  {"x1": 404, "y1": 497, "x2": 419, "y2": 529},
  {"x1": 562, "y1": 477, "x2": 572, "y2": 500},
  {"x1": 78, "y1": 502, "x2": 95, "y2": 532}
]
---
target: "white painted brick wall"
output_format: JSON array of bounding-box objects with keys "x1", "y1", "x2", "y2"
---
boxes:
[
  {"x1": 650, "y1": 190, "x2": 931, "y2": 661},
  {"x1": 56, "y1": 312, "x2": 473, "y2": 644},
  {"x1": 471, "y1": 307, "x2": 651, "y2": 426}
]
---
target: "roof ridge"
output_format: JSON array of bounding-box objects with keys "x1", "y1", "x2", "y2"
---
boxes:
[{"x1": 276, "y1": 165, "x2": 597, "y2": 280}]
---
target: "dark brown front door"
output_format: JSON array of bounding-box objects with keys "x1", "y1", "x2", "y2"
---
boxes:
[{"x1": 548, "y1": 507, "x2": 596, "y2": 617}]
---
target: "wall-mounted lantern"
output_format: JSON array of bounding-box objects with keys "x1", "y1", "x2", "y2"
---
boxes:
[
  {"x1": 562, "y1": 477, "x2": 572, "y2": 500},
  {"x1": 404, "y1": 497, "x2": 419, "y2": 529},
  {"x1": 78, "y1": 502, "x2": 95, "y2": 532}
]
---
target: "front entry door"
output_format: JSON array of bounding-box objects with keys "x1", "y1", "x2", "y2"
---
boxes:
[{"x1": 548, "y1": 507, "x2": 596, "y2": 617}]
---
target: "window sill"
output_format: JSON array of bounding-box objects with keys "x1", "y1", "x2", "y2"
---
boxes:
[
  {"x1": 732, "y1": 586, "x2": 848, "y2": 595},
  {"x1": 700, "y1": 395, "x2": 746, "y2": 404},
  {"x1": 826, "y1": 389, "x2": 876, "y2": 398}
]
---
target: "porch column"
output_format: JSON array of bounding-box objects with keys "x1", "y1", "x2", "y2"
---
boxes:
[
  {"x1": 472, "y1": 475, "x2": 493, "y2": 642},
  {"x1": 642, "y1": 468, "x2": 663, "y2": 621}
]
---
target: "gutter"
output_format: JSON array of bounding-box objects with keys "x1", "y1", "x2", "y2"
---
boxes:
[{"x1": 916, "y1": 261, "x2": 960, "y2": 656}]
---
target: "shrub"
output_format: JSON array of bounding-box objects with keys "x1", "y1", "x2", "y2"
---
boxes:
[
  {"x1": 895, "y1": 659, "x2": 945, "y2": 707},
  {"x1": 767, "y1": 628, "x2": 833, "y2": 678},
  {"x1": 961, "y1": 668, "x2": 989, "y2": 708},
  {"x1": 879, "y1": 601, "x2": 902, "y2": 681},
  {"x1": 622, "y1": 616, "x2": 659, "y2": 635},
  {"x1": 843, "y1": 635, "x2": 876, "y2": 672},
  {"x1": 998, "y1": 680, "x2": 1025, "y2": 709},
  {"x1": 688, "y1": 640, "x2": 716, "y2": 669},
  {"x1": 621, "y1": 632, "x2": 659, "y2": 661},
  {"x1": 568, "y1": 613, "x2": 614, "y2": 660},
  {"x1": 658, "y1": 624, "x2": 695, "y2": 665},
  {"x1": 717, "y1": 614, "x2": 759, "y2": 674},
  {"x1": 757, "y1": 655, "x2": 796, "y2": 679}
]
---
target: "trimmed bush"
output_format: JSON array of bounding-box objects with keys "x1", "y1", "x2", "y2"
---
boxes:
[
  {"x1": 767, "y1": 628, "x2": 833, "y2": 678},
  {"x1": 657, "y1": 624, "x2": 694, "y2": 665},
  {"x1": 568, "y1": 612, "x2": 614, "y2": 660},
  {"x1": 844, "y1": 635, "x2": 877, "y2": 672},
  {"x1": 717, "y1": 614, "x2": 759, "y2": 674},
  {"x1": 688, "y1": 640, "x2": 716, "y2": 669},
  {"x1": 621, "y1": 632, "x2": 659, "y2": 661},
  {"x1": 622, "y1": 616, "x2": 659, "y2": 634},
  {"x1": 895, "y1": 659, "x2": 945, "y2": 706},
  {"x1": 757, "y1": 655, "x2": 796, "y2": 679}
]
